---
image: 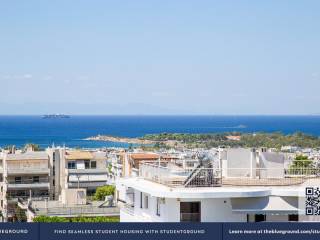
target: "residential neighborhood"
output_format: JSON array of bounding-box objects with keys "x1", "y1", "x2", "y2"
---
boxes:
[{"x1": 0, "y1": 143, "x2": 319, "y2": 222}]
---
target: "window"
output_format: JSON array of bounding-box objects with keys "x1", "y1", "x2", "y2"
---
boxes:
[
  {"x1": 33, "y1": 176, "x2": 39, "y2": 183},
  {"x1": 144, "y1": 195, "x2": 149, "y2": 209},
  {"x1": 180, "y1": 202, "x2": 201, "y2": 222},
  {"x1": 68, "y1": 161, "x2": 76, "y2": 169},
  {"x1": 84, "y1": 160, "x2": 90, "y2": 169},
  {"x1": 156, "y1": 197, "x2": 161, "y2": 216},
  {"x1": 90, "y1": 161, "x2": 97, "y2": 169},
  {"x1": 140, "y1": 192, "x2": 143, "y2": 208},
  {"x1": 52, "y1": 152, "x2": 56, "y2": 161},
  {"x1": 15, "y1": 177, "x2": 22, "y2": 184}
]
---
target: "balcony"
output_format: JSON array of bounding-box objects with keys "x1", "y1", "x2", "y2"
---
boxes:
[
  {"x1": 66, "y1": 168, "x2": 109, "y2": 174},
  {"x1": 68, "y1": 173, "x2": 109, "y2": 182},
  {"x1": 7, "y1": 166, "x2": 49, "y2": 175},
  {"x1": 7, "y1": 190, "x2": 49, "y2": 201},
  {"x1": 68, "y1": 181, "x2": 107, "y2": 188},
  {"x1": 7, "y1": 178, "x2": 50, "y2": 189}
]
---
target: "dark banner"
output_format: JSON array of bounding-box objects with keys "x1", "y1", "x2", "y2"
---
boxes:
[{"x1": 2, "y1": 223, "x2": 320, "y2": 240}]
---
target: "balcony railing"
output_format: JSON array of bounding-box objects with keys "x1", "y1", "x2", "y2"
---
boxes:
[
  {"x1": 66, "y1": 168, "x2": 109, "y2": 174},
  {"x1": 7, "y1": 195, "x2": 49, "y2": 202},
  {"x1": 139, "y1": 163, "x2": 319, "y2": 187},
  {"x1": 68, "y1": 181, "x2": 107, "y2": 188},
  {"x1": 32, "y1": 206, "x2": 120, "y2": 217},
  {"x1": 7, "y1": 166, "x2": 49, "y2": 174},
  {"x1": 7, "y1": 177, "x2": 49, "y2": 185},
  {"x1": 139, "y1": 163, "x2": 222, "y2": 187}
]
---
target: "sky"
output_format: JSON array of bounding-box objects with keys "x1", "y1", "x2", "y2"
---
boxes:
[{"x1": 0, "y1": 0, "x2": 320, "y2": 115}]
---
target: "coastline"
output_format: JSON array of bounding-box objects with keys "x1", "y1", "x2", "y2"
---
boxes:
[{"x1": 83, "y1": 135, "x2": 155, "y2": 145}]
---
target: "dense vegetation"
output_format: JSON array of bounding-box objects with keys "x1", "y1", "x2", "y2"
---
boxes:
[
  {"x1": 33, "y1": 215, "x2": 119, "y2": 222},
  {"x1": 94, "y1": 185, "x2": 115, "y2": 201},
  {"x1": 143, "y1": 132, "x2": 320, "y2": 149},
  {"x1": 288, "y1": 155, "x2": 316, "y2": 174}
]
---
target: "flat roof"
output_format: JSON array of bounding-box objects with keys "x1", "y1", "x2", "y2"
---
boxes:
[
  {"x1": 117, "y1": 178, "x2": 302, "y2": 199},
  {"x1": 65, "y1": 151, "x2": 93, "y2": 160}
]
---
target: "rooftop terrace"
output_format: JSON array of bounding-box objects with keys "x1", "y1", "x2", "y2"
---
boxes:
[{"x1": 139, "y1": 162, "x2": 318, "y2": 187}]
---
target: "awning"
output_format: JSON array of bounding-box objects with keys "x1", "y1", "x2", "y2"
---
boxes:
[{"x1": 231, "y1": 196, "x2": 299, "y2": 214}]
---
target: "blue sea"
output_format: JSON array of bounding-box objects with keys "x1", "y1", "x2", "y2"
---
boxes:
[{"x1": 0, "y1": 115, "x2": 319, "y2": 149}]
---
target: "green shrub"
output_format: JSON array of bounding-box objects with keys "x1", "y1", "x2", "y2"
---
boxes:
[
  {"x1": 32, "y1": 215, "x2": 119, "y2": 222},
  {"x1": 94, "y1": 185, "x2": 115, "y2": 201},
  {"x1": 33, "y1": 216, "x2": 69, "y2": 222}
]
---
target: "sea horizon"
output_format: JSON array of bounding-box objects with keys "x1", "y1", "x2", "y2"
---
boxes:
[{"x1": 0, "y1": 115, "x2": 319, "y2": 149}]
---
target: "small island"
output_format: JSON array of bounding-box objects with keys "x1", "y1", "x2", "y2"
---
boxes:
[{"x1": 84, "y1": 135, "x2": 155, "y2": 145}]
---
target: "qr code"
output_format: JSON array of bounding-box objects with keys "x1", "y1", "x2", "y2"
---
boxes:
[{"x1": 305, "y1": 187, "x2": 320, "y2": 215}]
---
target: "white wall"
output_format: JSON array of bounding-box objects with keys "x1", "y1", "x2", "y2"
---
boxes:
[
  {"x1": 259, "y1": 152, "x2": 284, "y2": 178},
  {"x1": 131, "y1": 190, "x2": 163, "y2": 222},
  {"x1": 200, "y1": 198, "x2": 247, "y2": 222},
  {"x1": 119, "y1": 189, "x2": 248, "y2": 222},
  {"x1": 225, "y1": 148, "x2": 256, "y2": 178}
]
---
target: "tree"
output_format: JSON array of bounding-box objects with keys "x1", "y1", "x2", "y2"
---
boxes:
[
  {"x1": 23, "y1": 143, "x2": 41, "y2": 151},
  {"x1": 291, "y1": 155, "x2": 313, "y2": 168},
  {"x1": 3, "y1": 145, "x2": 15, "y2": 153},
  {"x1": 94, "y1": 185, "x2": 115, "y2": 201},
  {"x1": 289, "y1": 155, "x2": 314, "y2": 175}
]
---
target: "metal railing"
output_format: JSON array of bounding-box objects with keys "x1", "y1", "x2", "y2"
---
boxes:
[
  {"x1": 7, "y1": 166, "x2": 49, "y2": 173},
  {"x1": 222, "y1": 167, "x2": 320, "y2": 186},
  {"x1": 7, "y1": 177, "x2": 49, "y2": 185},
  {"x1": 66, "y1": 168, "x2": 109, "y2": 174},
  {"x1": 139, "y1": 163, "x2": 221, "y2": 187},
  {"x1": 32, "y1": 206, "x2": 120, "y2": 216},
  {"x1": 139, "y1": 163, "x2": 320, "y2": 187}
]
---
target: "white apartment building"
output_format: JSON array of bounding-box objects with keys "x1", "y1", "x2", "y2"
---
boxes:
[
  {"x1": 59, "y1": 149, "x2": 109, "y2": 196},
  {"x1": 2, "y1": 151, "x2": 51, "y2": 222},
  {"x1": 0, "y1": 147, "x2": 112, "y2": 222},
  {"x1": 116, "y1": 148, "x2": 317, "y2": 222}
]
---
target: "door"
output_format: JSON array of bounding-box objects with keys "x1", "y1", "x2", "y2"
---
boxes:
[{"x1": 180, "y1": 202, "x2": 201, "y2": 222}]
